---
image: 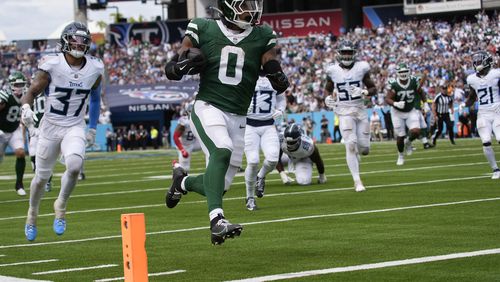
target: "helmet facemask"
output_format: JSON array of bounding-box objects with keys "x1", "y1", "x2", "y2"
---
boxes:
[
  {"x1": 220, "y1": 0, "x2": 263, "y2": 30},
  {"x1": 472, "y1": 52, "x2": 492, "y2": 75},
  {"x1": 62, "y1": 32, "x2": 91, "y2": 59},
  {"x1": 286, "y1": 136, "x2": 301, "y2": 151},
  {"x1": 8, "y1": 73, "x2": 27, "y2": 99},
  {"x1": 338, "y1": 49, "x2": 356, "y2": 67}
]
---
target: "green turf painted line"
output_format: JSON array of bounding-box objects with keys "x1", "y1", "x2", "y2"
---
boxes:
[
  {"x1": 227, "y1": 248, "x2": 500, "y2": 281},
  {"x1": 94, "y1": 270, "x2": 187, "y2": 282},
  {"x1": 0, "y1": 259, "x2": 58, "y2": 267},
  {"x1": 32, "y1": 264, "x2": 118, "y2": 275},
  {"x1": 0, "y1": 275, "x2": 51, "y2": 282},
  {"x1": 1, "y1": 196, "x2": 499, "y2": 250}
]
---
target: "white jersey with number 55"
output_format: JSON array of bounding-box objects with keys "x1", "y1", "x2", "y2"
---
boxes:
[
  {"x1": 38, "y1": 53, "x2": 104, "y2": 127},
  {"x1": 324, "y1": 61, "x2": 370, "y2": 115},
  {"x1": 280, "y1": 134, "x2": 315, "y2": 161},
  {"x1": 466, "y1": 68, "x2": 500, "y2": 112}
]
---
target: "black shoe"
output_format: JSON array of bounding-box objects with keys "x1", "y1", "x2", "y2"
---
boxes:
[
  {"x1": 79, "y1": 173, "x2": 86, "y2": 181},
  {"x1": 165, "y1": 164, "x2": 187, "y2": 208},
  {"x1": 423, "y1": 143, "x2": 433, "y2": 149},
  {"x1": 255, "y1": 176, "x2": 265, "y2": 198},
  {"x1": 210, "y1": 214, "x2": 242, "y2": 245},
  {"x1": 451, "y1": 140, "x2": 456, "y2": 145}
]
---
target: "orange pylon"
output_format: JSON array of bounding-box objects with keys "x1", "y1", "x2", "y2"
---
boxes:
[{"x1": 121, "y1": 213, "x2": 148, "y2": 282}]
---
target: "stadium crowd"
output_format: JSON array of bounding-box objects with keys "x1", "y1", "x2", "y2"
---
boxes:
[{"x1": 1, "y1": 11, "x2": 498, "y2": 141}]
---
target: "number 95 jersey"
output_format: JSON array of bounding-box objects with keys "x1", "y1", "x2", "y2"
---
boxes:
[
  {"x1": 280, "y1": 134, "x2": 315, "y2": 161},
  {"x1": 466, "y1": 68, "x2": 500, "y2": 112},
  {"x1": 324, "y1": 61, "x2": 370, "y2": 114},
  {"x1": 39, "y1": 53, "x2": 104, "y2": 127},
  {"x1": 185, "y1": 18, "x2": 276, "y2": 116}
]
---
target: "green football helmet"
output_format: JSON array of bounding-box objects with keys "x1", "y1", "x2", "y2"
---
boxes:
[
  {"x1": 218, "y1": 0, "x2": 263, "y2": 30},
  {"x1": 396, "y1": 63, "x2": 410, "y2": 81},
  {"x1": 8, "y1": 71, "x2": 27, "y2": 98}
]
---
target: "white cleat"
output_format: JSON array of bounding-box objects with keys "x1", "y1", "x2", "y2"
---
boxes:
[
  {"x1": 492, "y1": 170, "x2": 500, "y2": 180},
  {"x1": 16, "y1": 188, "x2": 26, "y2": 196},
  {"x1": 355, "y1": 181, "x2": 366, "y2": 192},
  {"x1": 396, "y1": 156, "x2": 404, "y2": 166}
]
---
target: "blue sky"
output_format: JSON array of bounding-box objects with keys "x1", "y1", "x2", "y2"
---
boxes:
[{"x1": 0, "y1": 0, "x2": 162, "y2": 40}]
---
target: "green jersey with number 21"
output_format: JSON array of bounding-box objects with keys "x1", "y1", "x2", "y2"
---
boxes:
[{"x1": 185, "y1": 18, "x2": 276, "y2": 115}]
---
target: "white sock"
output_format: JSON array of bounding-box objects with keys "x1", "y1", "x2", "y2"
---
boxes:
[
  {"x1": 26, "y1": 175, "x2": 48, "y2": 225},
  {"x1": 209, "y1": 208, "x2": 224, "y2": 221},
  {"x1": 483, "y1": 145, "x2": 499, "y2": 170},
  {"x1": 180, "y1": 177, "x2": 187, "y2": 192},
  {"x1": 421, "y1": 137, "x2": 429, "y2": 144},
  {"x1": 55, "y1": 155, "x2": 83, "y2": 219},
  {"x1": 257, "y1": 160, "x2": 277, "y2": 178},
  {"x1": 346, "y1": 147, "x2": 361, "y2": 183},
  {"x1": 245, "y1": 163, "x2": 258, "y2": 198}
]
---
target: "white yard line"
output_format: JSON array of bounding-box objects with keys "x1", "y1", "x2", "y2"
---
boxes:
[
  {"x1": 32, "y1": 264, "x2": 118, "y2": 275},
  {"x1": 1, "y1": 195, "x2": 498, "y2": 249},
  {"x1": 0, "y1": 259, "x2": 58, "y2": 267},
  {"x1": 94, "y1": 270, "x2": 186, "y2": 282},
  {"x1": 226, "y1": 248, "x2": 500, "y2": 282},
  {"x1": 0, "y1": 275, "x2": 52, "y2": 282}
]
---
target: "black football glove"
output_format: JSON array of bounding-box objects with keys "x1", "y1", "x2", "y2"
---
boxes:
[
  {"x1": 175, "y1": 49, "x2": 207, "y2": 75},
  {"x1": 266, "y1": 72, "x2": 290, "y2": 94}
]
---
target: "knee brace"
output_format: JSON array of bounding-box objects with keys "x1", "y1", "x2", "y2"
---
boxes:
[
  {"x1": 483, "y1": 142, "x2": 492, "y2": 147},
  {"x1": 359, "y1": 146, "x2": 369, "y2": 156}
]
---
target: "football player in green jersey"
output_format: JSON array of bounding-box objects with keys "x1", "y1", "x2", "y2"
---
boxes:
[
  {"x1": 385, "y1": 64, "x2": 427, "y2": 165},
  {"x1": 164, "y1": 0, "x2": 289, "y2": 245},
  {"x1": 0, "y1": 72, "x2": 28, "y2": 196}
]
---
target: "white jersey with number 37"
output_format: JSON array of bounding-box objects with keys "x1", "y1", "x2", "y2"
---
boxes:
[
  {"x1": 324, "y1": 61, "x2": 370, "y2": 114},
  {"x1": 466, "y1": 68, "x2": 500, "y2": 112},
  {"x1": 39, "y1": 53, "x2": 103, "y2": 127},
  {"x1": 247, "y1": 76, "x2": 278, "y2": 121}
]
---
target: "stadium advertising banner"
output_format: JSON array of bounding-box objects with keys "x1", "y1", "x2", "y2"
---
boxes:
[
  {"x1": 105, "y1": 81, "x2": 198, "y2": 113},
  {"x1": 404, "y1": 0, "x2": 481, "y2": 15},
  {"x1": 261, "y1": 10, "x2": 343, "y2": 37},
  {"x1": 109, "y1": 20, "x2": 189, "y2": 47}
]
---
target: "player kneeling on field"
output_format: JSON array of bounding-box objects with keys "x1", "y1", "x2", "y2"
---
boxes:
[{"x1": 277, "y1": 123, "x2": 326, "y2": 185}]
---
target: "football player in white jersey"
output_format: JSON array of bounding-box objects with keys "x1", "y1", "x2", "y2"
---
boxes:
[
  {"x1": 21, "y1": 22, "x2": 104, "y2": 241},
  {"x1": 173, "y1": 102, "x2": 201, "y2": 172},
  {"x1": 278, "y1": 124, "x2": 326, "y2": 185},
  {"x1": 243, "y1": 75, "x2": 286, "y2": 210},
  {"x1": 324, "y1": 41, "x2": 377, "y2": 192},
  {"x1": 465, "y1": 51, "x2": 500, "y2": 179}
]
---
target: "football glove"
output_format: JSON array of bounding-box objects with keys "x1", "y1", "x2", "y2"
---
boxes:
[
  {"x1": 175, "y1": 48, "x2": 206, "y2": 75},
  {"x1": 324, "y1": 95, "x2": 337, "y2": 109},
  {"x1": 279, "y1": 171, "x2": 295, "y2": 185},
  {"x1": 393, "y1": 101, "x2": 405, "y2": 109},
  {"x1": 21, "y1": 104, "x2": 34, "y2": 126},
  {"x1": 181, "y1": 149, "x2": 189, "y2": 158},
  {"x1": 266, "y1": 72, "x2": 290, "y2": 94},
  {"x1": 271, "y1": 109, "x2": 284, "y2": 120},
  {"x1": 86, "y1": 128, "x2": 96, "y2": 147},
  {"x1": 318, "y1": 173, "x2": 327, "y2": 184},
  {"x1": 349, "y1": 85, "x2": 368, "y2": 99}
]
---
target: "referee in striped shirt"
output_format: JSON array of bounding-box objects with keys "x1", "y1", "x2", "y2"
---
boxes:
[{"x1": 432, "y1": 85, "x2": 455, "y2": 146}]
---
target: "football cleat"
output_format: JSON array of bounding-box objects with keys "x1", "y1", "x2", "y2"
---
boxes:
[
  {"x1": 423, "y1": 143, "x2": 433, "y2": 149},
  {"x1": 396, "y1": 155, "x2": 404, "y2": 166},
  {"x1": 245, "y1": 197, "x2": 257, "y2": 211},
  {"x1": 16, "y1": 188, "x2": 26, "y2": 196},
  {"x1": 354, "y1": 181, "x2": 366, "y2": 192},
  {"x1": 165, "y1": 161, "x2": 187, "y2": 208},
  {"x1": 210, "y1": 214, "x2": 243, "y2": 245},
  {"x1": 255, "y1": 176, "x2": 265, "y2": 198},
  {"x1": 53, "y1": 218, "x2": 66, "y2": 235},
  {"x1": 492, "y1": 169, "x2": 500, "y2": 180},
  {"x1": 25, "y1": 224, "x2": 37, "y2": 241},
  {"x1": 78, "y1": 173, "x2": 86, "y2": 181},
  {"x1": 45, "y1": 182, "x2": 52, "y2": 192}
]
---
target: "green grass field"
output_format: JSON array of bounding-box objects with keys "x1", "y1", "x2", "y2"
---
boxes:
[{"x1": 0, "y1": 139, "x2": 499, "y2": 281}]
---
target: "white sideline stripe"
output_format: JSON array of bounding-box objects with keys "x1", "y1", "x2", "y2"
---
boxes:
[
  {"x1": 0, "y1": 254, "x2": 5, "y2": 257},
  {"x1": 227, "y1": 248, "x2": 500, "y2": 282},
  {"x1": 94, "y1": 270, "x2": 187, "y2": 282},
  {"x1": 1, "y1": 195, "x2": 498, "y2": 249},
  {"x1": 0, "y1": 275, "x2": 51, "y2": 282},
  {"x1": 32, "y1": 264, "x2": 118, "y2": 275},
  {"x1": 0, "y1": 174, "x2": 491, "y2": 221},
  {"x1": 0, "y1": 259, "x2": 58, "y2": 267}
]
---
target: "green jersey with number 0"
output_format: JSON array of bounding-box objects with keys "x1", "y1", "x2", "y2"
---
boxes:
[
  {"x1": 387, "y1": 76, "x2": 422, "y2": 112},
  {"x1": 185, "y1": 18, "x2": 276, "y2": 115},
  {"x1": 0, "y1": 89, "x2": 21, "y2": 133}
]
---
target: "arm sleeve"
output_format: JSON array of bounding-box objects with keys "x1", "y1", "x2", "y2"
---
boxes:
[{"x1": 88, "y1": 83, "x2": 101, "y2": 129}]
